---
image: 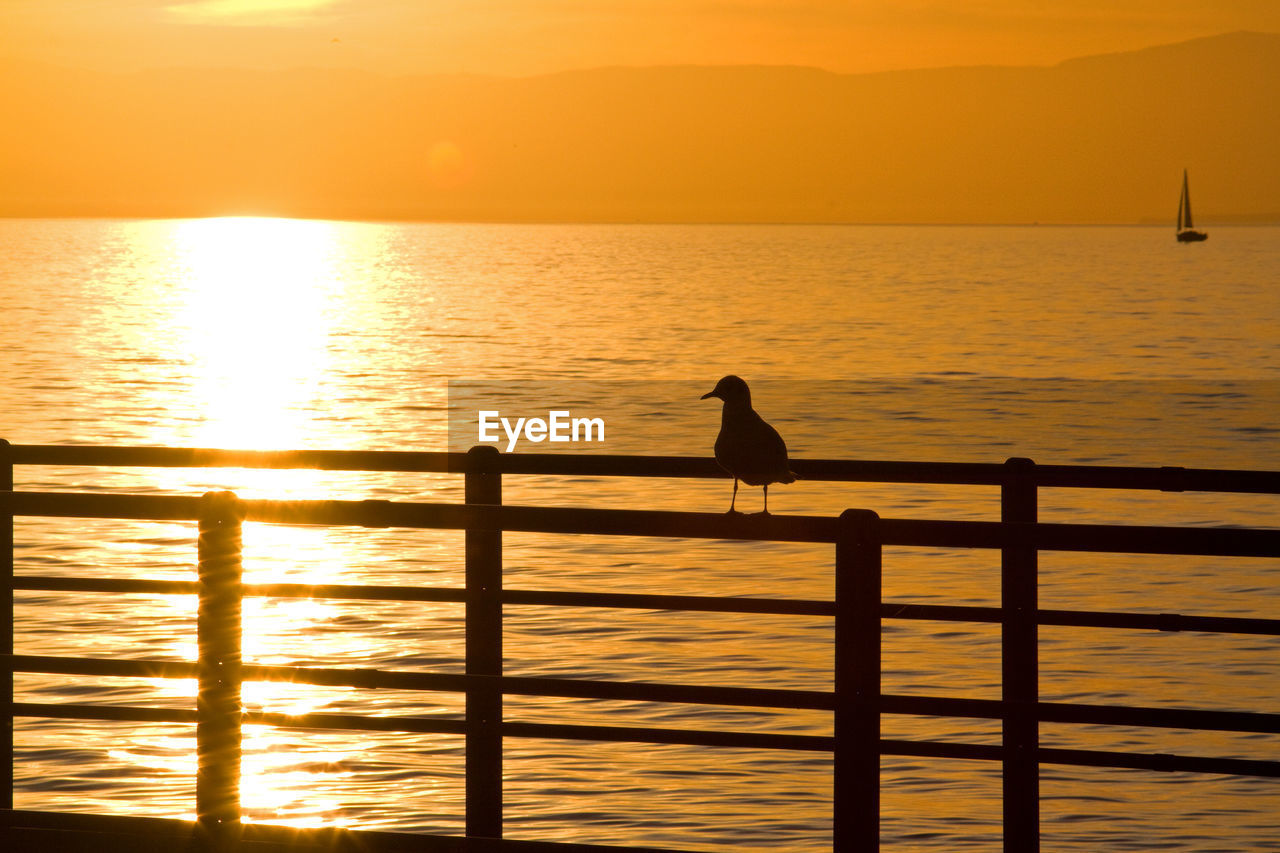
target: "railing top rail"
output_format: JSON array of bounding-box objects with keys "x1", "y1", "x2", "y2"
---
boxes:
[
  {"x1": 3, "y1": 490, "x2": 846, "y2": 543},
  {"x1": 4, "y1": 490, "x2": 1279, "y2": 556},
  {"x1": 5, "y1": 444, "x2": 464, "y2": 474},
  {"x1": 6, "y1": 443, "x2": 1280, "y2": 493}
]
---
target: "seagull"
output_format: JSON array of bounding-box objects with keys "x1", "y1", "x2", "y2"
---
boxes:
[{"x1": 701, "y1": 375, "x2": 796, "y2": 514}]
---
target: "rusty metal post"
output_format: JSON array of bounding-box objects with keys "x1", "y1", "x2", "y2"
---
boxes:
[
  {"x1": 465, "y1": 445, "x2": 503, "y2": 838},
  {"x1": 197, "y1": 490, "x2": 244, "y2": 849},
  {"x1": 1, "y1": 439, "x2": 13, "y2": 814},
  {"x1": 835, "y1": 508, "x2": 881, "y2": 851},
  {"x1": 1002, "y1": 458, "x2": 1039, "y2": 851}
]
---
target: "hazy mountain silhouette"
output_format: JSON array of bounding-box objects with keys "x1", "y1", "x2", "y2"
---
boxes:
[{"x1": 2, "y1": 31, "x2": 1277, "y2": 223}]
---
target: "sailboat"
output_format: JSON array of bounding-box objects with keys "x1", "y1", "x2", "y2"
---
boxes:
[{"x1": 1176, "y1": 169, "x2": 1208, "y2": 242}]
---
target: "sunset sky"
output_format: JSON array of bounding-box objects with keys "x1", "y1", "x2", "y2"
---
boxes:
[
  {"x1": 3, "y1": 2, "x2": 1279, "y2": 222},
  {"x1": 5, "y1": 0, "x2": 1279, "y2": 76}
]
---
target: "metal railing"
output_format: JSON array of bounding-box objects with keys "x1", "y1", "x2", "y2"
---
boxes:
[{"x1": 2, "y1": 441, "x2": 1280, "y2": 852}]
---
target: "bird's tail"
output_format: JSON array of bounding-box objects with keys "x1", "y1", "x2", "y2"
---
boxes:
[{"x1": 781, "y1": 470, "x2": 798, "y2": 484}]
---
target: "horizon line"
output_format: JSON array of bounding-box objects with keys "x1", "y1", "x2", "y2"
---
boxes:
[
  {"x1": 5, "y1": 29, "x2": 1277, "y2": 82},
  {"x1": 5, "y1": 214, "x2": 1280, "y2": 228}
]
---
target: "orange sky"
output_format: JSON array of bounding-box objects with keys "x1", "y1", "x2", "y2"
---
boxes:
[
  {"x1": 4, "y1": 0, "x2": 1280, "y2": 76},
  {"x1": 4, "y1": 3, "x2": 1278, "y2": 223}
]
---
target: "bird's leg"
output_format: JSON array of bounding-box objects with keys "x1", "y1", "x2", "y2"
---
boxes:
[
  {"x1": 728, "y1": 477, "x2": 740, "y2": 514},
  {"x1": 762, "y1": 484, "x2": 770, "y2": 515}
]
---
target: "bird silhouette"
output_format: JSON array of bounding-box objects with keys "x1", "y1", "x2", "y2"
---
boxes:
[{"x1": 701, "y1": 375, "x2": 796, "y2": 514}]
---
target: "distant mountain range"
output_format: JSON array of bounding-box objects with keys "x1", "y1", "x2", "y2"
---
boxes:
[{"x1": 2, "y1": 31, "x2": 1278, "y2": 223}]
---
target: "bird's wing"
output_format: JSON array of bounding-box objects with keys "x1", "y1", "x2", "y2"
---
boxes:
[
  {"x1": 761, "y1": 420, "x2": 797, "y2": 483},
  {"x1": 729, "y1": 413, "x2": 793, "y2": 485}
]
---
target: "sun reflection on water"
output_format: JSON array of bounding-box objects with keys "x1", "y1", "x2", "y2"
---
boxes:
[
  {"x1": 170, "y1": 216, "x2": 343, "y2": 453},
  {"x1": 240, "y1": 725, "x2": 357, "y2": 828},
  {"x1": 164, "y1": 216, "x2": 375, "y2": 824}
]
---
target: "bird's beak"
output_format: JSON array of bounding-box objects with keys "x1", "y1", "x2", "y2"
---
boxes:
[{"x1": 700, "y1": 390, "x2": 717, "y2": 400}]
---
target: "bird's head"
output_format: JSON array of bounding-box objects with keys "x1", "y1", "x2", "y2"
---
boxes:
[{"x1": 701, "y1": 374, "x2": 752, "y2": 406}]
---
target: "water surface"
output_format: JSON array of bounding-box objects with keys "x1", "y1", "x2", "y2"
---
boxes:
[{"x1": 2, "y1": 219, "x2": 1278, "y2": 850}]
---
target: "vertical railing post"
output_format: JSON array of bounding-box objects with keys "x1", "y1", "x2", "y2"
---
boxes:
[
  {"x1": 835, "y1": 508, "x2": 881, "y2": 851},
  {"x1": 196, "y1": 490, "x2": 244, "y2": 850},
  {"x1": 1, "y1": 439, "x2": 13, "y2": 817},
  {"x1": 465, "y1": 445, "x2": 503, "y2": 838},
  {"x1": 1001, "y1": 458, "x2": 1039, "y2": 851}
]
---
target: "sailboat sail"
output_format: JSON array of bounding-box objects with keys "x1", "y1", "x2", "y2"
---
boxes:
[
  {"x1": 1176, "y1": 169, "x2": 1207, "y2": 242},
  {"x1": 1180, "y1": 170, "x2": 1193, "y2": 230}
]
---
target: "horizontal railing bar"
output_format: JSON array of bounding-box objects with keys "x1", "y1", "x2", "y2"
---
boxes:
[
  {"x1": 249, "y1": 586, "x2": 828, "y2": 617},
  {"x1": 10, "y1": 576, "x2": 831, "y2": 615},
  {"x1": 501, "y1": 589, "x2": 834, "y2": 616},
  {"x1": 16, "y1": 701, "x2": 825, "y2": 751},
  {"x1": 10, "y1": 445, "x2": 1280, "y2": 493},
  {"x1": 1033, "y1": 464, "x2": 1280, "y2": 494},
  {"x1": 14, "y1": 577, "x2": 1280, "y2": 637},
  {"x1": 1038, "y1": 747, "x2": 1280, "y2": 778},
  {"x1": 241, "y1": 663, "x2": 469, "y2": 693},
  {"x1": 9, "y1": 576, "x2": 468, "y2": 604},
  {"x1": 259, "y1": 499, "x2": 845, "y2": 542},
  {"x1": 6, "y1": 491, "x2": 202, "y2": 522},
  {"x1": 4, "y1": 810, "x2": 697, "y2": 853},
  {"x1": 881, "y1": 738, "x2": 1003, "y2": 762},
  {"x1": 501, "y1": 721, "x2": 832, "y2": 752},
  {"x1": 247, "y1": 710, "x2": 469, "y2": 736},
  {"x1": 14, "y1": 655, "x2": 1279, "y2": 735},
  {"x1": 7, "y1": 445, "x2": 462, "y2": 473},
  {"x1": 15, "y1": 702, "x2": 468, "y2": 736},
  {"x1": 240, "y1": 667, "x2": 835, "y2": 711},
  {"x1": 877, "y1": 518, "x2": 1280, "y2": 557},
  {"x1": 253, "y1": 667, "x2": 830, "y2": 714},
  {"x1": 884, "y1": 740, "x2": 1280, "y2": 778},
  {"x1": 10, "y1": 655, "x2": 198, "y2": 680},
  {"x1": 9, "y1": 654, "x2": 831, "y2": 710},
  {"x1": 15, "y1": 701, "x2": 1280, "y2": 779},
  {"x1": 7, "y1": 655, "x2": 473, "y2": 695},
  {"x1": 1004, "y1": 521, "x2": 1280, "y2": 558},
  {"x1": 518, "y1": 723, "x2": 1279, "y2": 777},
  {"x1": 495, "y1": 454, "x2": 1004, "y2": 485},
  {"x1": 12, "y1": 576, "x2": 199, "y2": 596},
  {"x1": 881, "y1": 695, "x2": 1002, "y2": 720},
  {"x1": 12, "y1": 702, "x2": 195, "y2": 724},
  {"x1": 886, "y1": 603, "x2": 1280, "y2": 636},
  {"x1": 883, "y1": 694, "x2": 1280, "y2": 734},
  {"x1": 883, "y1": 602, "x2": 1002, "y2": 623},
  {"x1": 496, "y1": 675, "x2": 833, "y2": 710},
  {"x1": 237, "y1": 593, "x2": 1277, "y2": 635},
  {"x1": 1036, "y1": 607, "x2": 1280, "y2": 636},
  {"x1": 8, "y1": 491, "x2": 1280, "y2": 556},
  {"x1": 246, "y1": 582, "x2": 467, "y2": 603},
  {"x1": 3, "y1": 492, "x2": 845, "y2": 543},
  {"x1": 1038, "y1": 701, "x2": 1280, "y2": 734}
]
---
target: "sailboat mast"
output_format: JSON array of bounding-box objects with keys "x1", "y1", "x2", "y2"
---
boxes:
[{"x1": 1181, "y1": 169, "x2": 1194, "y2": 230}]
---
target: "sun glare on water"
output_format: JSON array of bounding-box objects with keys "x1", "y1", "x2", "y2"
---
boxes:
[
  {"x1": 172, "y1": 216, "x2": 342, "y2": 455},
  {"x1": 165, "y1": 0, "x2": 339, "y2": 26},
  {"x1": 158, "y1": 217, "x2": 372, "y2": 826}
]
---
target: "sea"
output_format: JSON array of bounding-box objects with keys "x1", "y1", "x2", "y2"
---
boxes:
[{"x1": 1, "y1": 218, "x2": 1278, "y2": 851}]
